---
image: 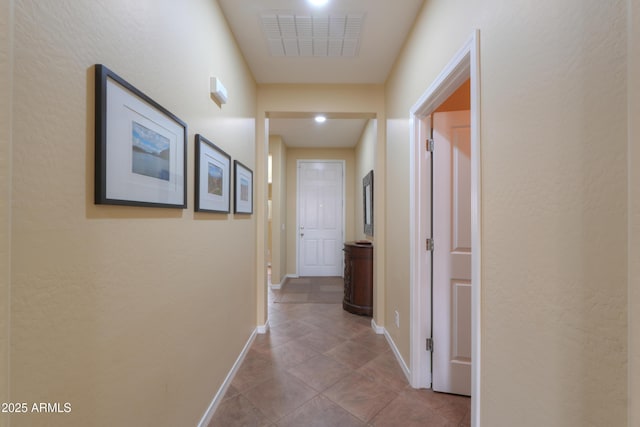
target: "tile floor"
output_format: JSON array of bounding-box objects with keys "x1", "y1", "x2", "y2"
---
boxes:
[{"x1": 209, "y1": 284, "x2": 470, "y2": 426}]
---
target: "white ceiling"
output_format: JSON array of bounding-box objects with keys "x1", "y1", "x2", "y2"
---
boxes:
[
  {"x1": 217, "y1": 0, "x2": 424, "y2": 147},
  {"x1": 269, "y1": 117, "x2": 368, "y2": 148},
  {"x1": 217, "y1": 0, "x2": 424, "y2": 85}
]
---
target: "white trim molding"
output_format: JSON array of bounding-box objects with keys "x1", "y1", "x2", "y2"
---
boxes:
[
  {"x1": 383, "y1": 327, "x2": 411, "y2": 384},
  {"x1": 269, "y1": 274, "x2": 298, "y2": 290},
  {"x1": 371, "y1": 318, "x2": 384, "y2": 335},
  {"x1": 409, "y1": 30, "x2": 481, "y2": 426},
  {"x1": 197, "y1": 329, "x2": 257, "y2": 427},
  {"x1": 370, "y1": 322, "x2": 412, "y2": 384},
  {"x1": 256, "y1": 319, "x2": 270, "y2": 334}
]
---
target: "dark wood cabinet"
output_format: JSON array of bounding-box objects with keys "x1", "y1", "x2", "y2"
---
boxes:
[{"x1": 343, "y1": 242, "x2": 373, "y2": 316}]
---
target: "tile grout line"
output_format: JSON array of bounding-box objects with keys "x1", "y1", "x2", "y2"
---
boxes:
[{"x1": 211, "y1": 288, "x2": 470, "y2": 426}]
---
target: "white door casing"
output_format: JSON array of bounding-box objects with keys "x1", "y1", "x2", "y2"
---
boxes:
[
  {"x1": 409, "y1": 30, "x2": 480, "y2": 425},
  {"x1": 432, "y1": 110, "x2": 472, "y2": 396},
  {"x1": 297, "y1": 161, "x2": 344, "y2": 277}
]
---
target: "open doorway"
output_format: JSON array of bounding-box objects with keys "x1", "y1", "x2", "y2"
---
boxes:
[
  {"x1": 266, "y1": 114, "x2": 375, "y2": 284},
  {"x1": 255, "y1": 86, "x2": 386, "y2": 356},
  {"x1": 409, "y1": 31, "x2": 481, "y2": 425}
]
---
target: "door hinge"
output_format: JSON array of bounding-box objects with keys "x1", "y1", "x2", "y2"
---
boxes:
[
  {"x1": 426, "y1": 238, "x2": 434, "y2": 251},
  {"x1": 426, "y1": 338, "x2": 433, "y2": 352},
  {"x1": 426, "y1": 138, "x2": 434, "y2": 152}
]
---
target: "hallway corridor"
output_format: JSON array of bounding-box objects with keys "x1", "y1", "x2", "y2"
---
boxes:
[{"x1": 209, "y1": 284, "x2": 470, "y2": 426}]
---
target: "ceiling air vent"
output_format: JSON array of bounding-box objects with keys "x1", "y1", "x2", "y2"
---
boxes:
[{"x1": 260, "y1": 12, "x2": 364, "y2": 57}]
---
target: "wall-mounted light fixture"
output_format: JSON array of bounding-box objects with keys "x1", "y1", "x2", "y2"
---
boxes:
[
  {"x1": 210, "y1": 77, "x2": 228, "y2": 105},
  {"x1": 315, "y1": 115, "x2": 327, "y2": 123}
]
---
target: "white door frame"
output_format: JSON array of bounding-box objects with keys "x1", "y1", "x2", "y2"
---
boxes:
[
  {"x1": 409, "y1": 30, "x2": 481, "y2": 426},
  {"x1": 296, "y1": 159, "x2": 346, "y2": 277}
]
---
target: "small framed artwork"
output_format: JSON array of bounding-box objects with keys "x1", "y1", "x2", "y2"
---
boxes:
[
  {"x1": 95, "y1": 64, "x2": 187, "y2": 208},
  {"x1": 195, "y1": 134, "x2": 231, "y2": 213},
  {"x1": 363, "y1": 170, "x2": 374, "y2": 236},
  {"x1": 234, "y1": 160, "x2": 253, "y2": 214}
]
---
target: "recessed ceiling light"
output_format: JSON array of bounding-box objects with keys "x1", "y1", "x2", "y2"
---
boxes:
[
  {"x1": 315, "y1": 115, "x2": 327, "y2": 123},
  {"x1": 308, "y1": 0, "x2": 329, "y2": 6}
]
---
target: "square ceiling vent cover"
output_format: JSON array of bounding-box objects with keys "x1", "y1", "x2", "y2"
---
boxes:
[{"x1": 260, "y1": 12, "x2": 364, "y2": 57}]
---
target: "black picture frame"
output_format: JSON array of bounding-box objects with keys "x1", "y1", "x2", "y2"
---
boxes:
[
  {"x1": 363, "y1": 170, "x2": 374, "y2": 236},
  {"x1": 195, "y1": 134, "x2": 231, "y2": 213},
  {"x1": 95, "y1": 64, "x2": 187, "y2": 208},
  {"x1": 233, "y1": 160, "x2": 253, "y2": 214}
]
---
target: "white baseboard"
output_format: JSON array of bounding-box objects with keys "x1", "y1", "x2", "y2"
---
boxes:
[
  {"x1": 256, "y1": 319, "x2": 270, "y2": 334},
  {"x1": 269, "y1": 274, "x2": 298, "y2": 290},
  {"x1": 382, "y1": 327, "x2": 412, "y2": 384},
  {"x1": 197, "y1": 329, "x2": 257, "y2": 427},
  {"x1": 369, "y1": 319, "x2": 412, "y2": 384},
  {"x1": 371, "y1": 318, "x2": 384, "y2": 335}
]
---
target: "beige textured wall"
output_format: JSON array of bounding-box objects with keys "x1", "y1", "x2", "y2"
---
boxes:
[
  {"x1": 386, "y1": 0, "x2": 628, "y2": 426},
  {"x1": 8, "y1": 1, "x2": 256, "y2": 426},
  {"x1": 276, "y1": 138, "x2": 288, "y2": 284},
  {"x1": 354, "y1": 120, "x2": 376, "y2": 242},
  {"x1": 285, "y1": 148, "x2": 355, "y2": 276},
  {"x1": 384, "y1": 118, "x2": 411, "y2": 357},
  {"x1": 0, "y1": 0, "x2": 12, "y2": 426},
  {"x1": 258, "y1": 84, "x2": 384, "y2": 115},
  {"x1": 268, "y1": 136, "x2": 287, "y2": 285},
  {"x1": 629, "y1": 0, "x2": 640, "y2": 424}
]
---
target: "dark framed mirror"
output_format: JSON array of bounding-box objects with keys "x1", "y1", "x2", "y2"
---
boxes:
[{"x1": 363, "y1": 170, "x2": 373, "y2": 236}]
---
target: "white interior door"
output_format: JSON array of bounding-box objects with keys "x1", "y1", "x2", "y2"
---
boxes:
[
  {"x1": 297, "y1": 161, "x2": 344, "y2": 277},
  {"x1": 432, "y1": 110, "x2": 472, "y2": 396}
]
